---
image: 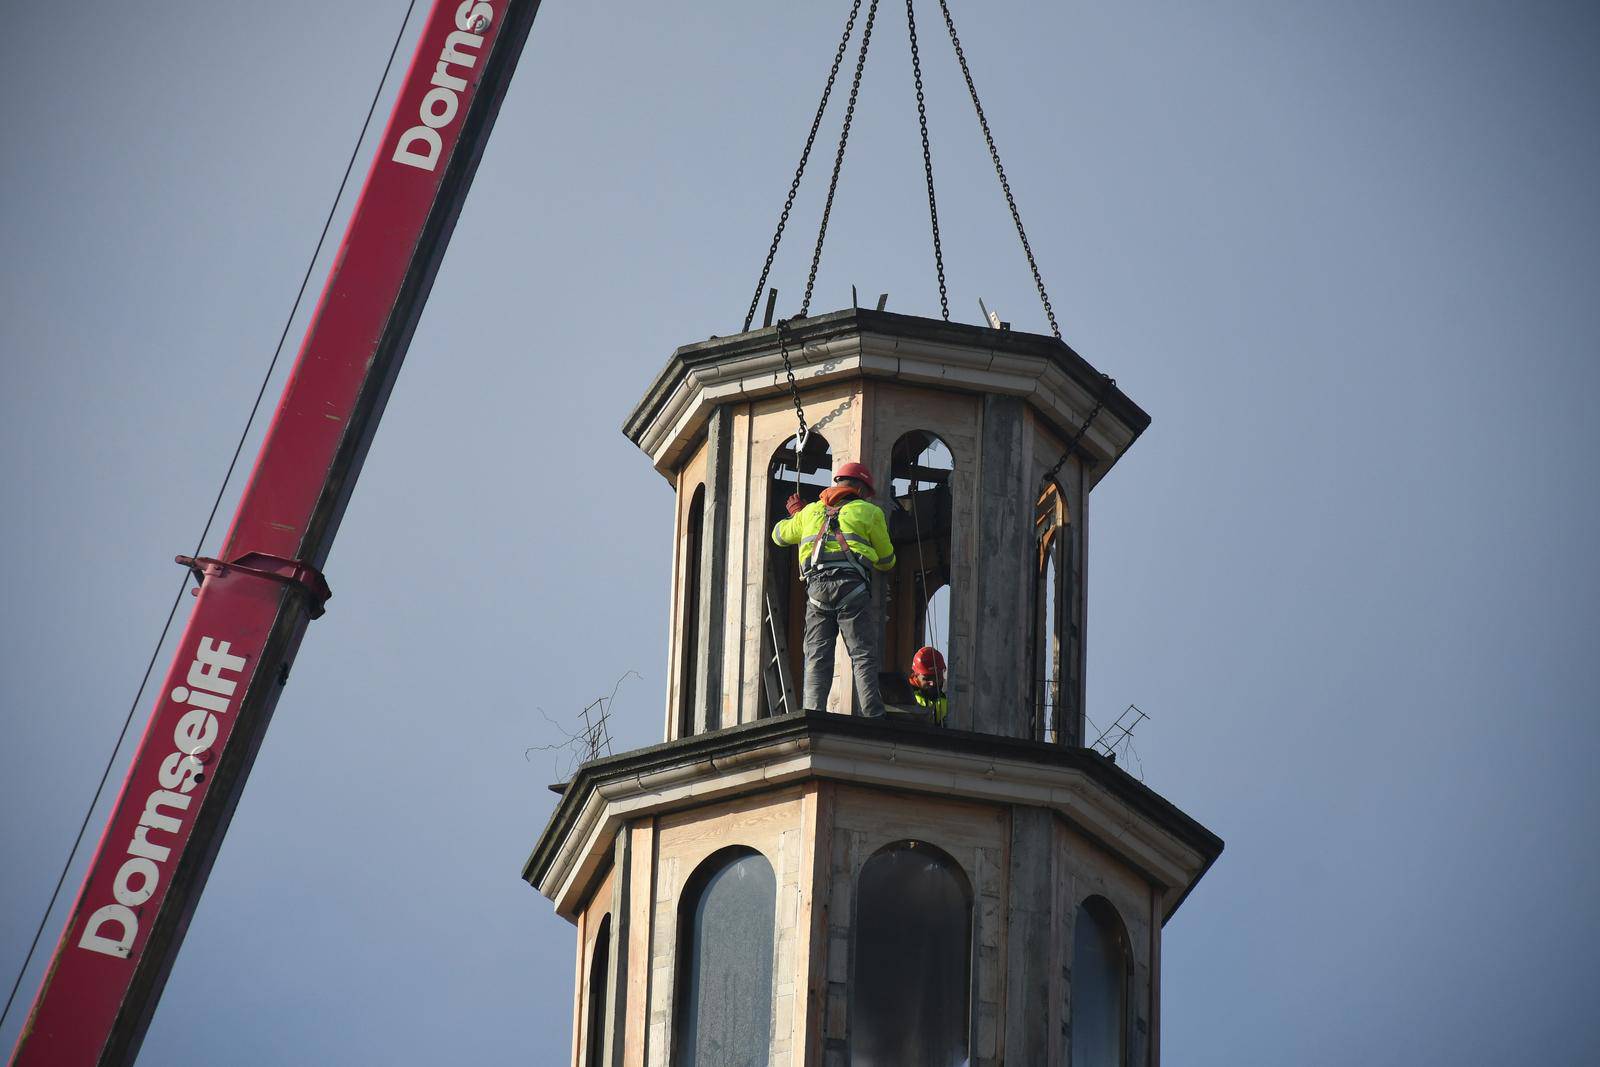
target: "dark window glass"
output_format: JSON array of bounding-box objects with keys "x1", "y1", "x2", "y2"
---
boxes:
[
  {"x1": 585, "y1": 914, "x2": 611, "y2": 1067},
  {"x1": 1070, "y1": 896, "x2": 1129, "y2": 1067},
  {"x1": 673, "y1": 849, "x2": 777, "y2": 1066},
  {"x1": 680, "y1": 485, "x2": 705, "y2": 737},
  {"x1": 849, "y1": 841, "x2": 971, "y2": 1066}
]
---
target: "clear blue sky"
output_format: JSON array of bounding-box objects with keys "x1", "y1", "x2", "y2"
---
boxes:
[{"x1": 3, "y1": 2, "x2": 1597, "y2": 1063}]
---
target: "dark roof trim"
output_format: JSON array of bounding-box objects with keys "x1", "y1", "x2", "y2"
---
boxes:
[
  {"x1": 621, "y1": 307, "x2": 1150, "y2": 447},
  {"x1": 523, "y1": 712, "x2": 1222, "y2": 890}
]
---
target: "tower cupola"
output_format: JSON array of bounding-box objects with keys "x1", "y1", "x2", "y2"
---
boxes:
[{"x1": 625, "y1": 307, "x2": 1148, "y2": 744}]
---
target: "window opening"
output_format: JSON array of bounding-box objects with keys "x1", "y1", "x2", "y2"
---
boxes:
[
  {"x1": 884, "y1": 432, "x2": 954, "y2": 708},
  {"x1": 673, "y1": 848, "x2": 777, "y2": 1066},
  {"x1": 1070, "y1": 896, "x2": 1130, "y2": 1067},
  {"x1": 679, "y1": 485, "x2": 706, "y2": 738},
  {"x1": 585, "y1": 914, "x2": 612, "y2": 1067},
  {"x1": 761, "y1": 432, "x2": 833, "y2": 717},
  {"x1": 849, "y1": 840, "x2": 971, "y2": 1066}
]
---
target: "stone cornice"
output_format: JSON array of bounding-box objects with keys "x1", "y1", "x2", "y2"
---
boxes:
[
  {"x1": 524, "y1": 713, "x2": 1221, "y2": 926},
  {"x1": 622, "y1": 309, "x2": 1151, "y2": 488}
]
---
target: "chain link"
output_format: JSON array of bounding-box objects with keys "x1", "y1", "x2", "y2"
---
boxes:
[
  {"x1": 802, "y1": 0, "x2": 880, "y2": 318},
  {"x1": 937, "y1": 0, "x2": 1061, "y2": 339},
  {"x1": 775, "y1": 319, "x2": 809, "y2": 444},
  {"x1": 907, "y1": 0, "x2": 949, "y2": 321},
  {"x1": 742, "y1": 1, "x2": 865, "y2": 333}
]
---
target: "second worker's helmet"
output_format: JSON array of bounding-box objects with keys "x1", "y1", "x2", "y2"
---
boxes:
[
  {"x1": 833, "y1": 461, "x2": 875, "y2": 496},
  {"x1": 910, "y1": 646, "x2": 946, "y2": 689}
]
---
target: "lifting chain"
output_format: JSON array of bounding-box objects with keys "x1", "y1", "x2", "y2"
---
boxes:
[
  {"x1": 1043, "y1": 377, "x2": 1115, "y2": 483},
  {"x1": 937, "y1": 0, "x2": 1062, "y2": 339},
  {"x1": 767, "y1": 0, "x2": 878, "y2": 461},
  {"x1": 907, "y1": 0, "x2": 949, "y2": 321},
  {"x1": 801, "y1": 0, "x2": 880, "y2": 319},
  {"x1": 776, "y1": 319, "x2": 809, "y2": 449},
  {"x1": 742, "y1": 0, "x2": 865, "y2": 334}
]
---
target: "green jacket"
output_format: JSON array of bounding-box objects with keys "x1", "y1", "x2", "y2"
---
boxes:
[{"x1": 772, "y1": 496, "x2": 896, "y2": 576}]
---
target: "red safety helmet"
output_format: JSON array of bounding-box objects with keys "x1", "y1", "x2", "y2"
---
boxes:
[
  {"x1": 910, "y1": 646, "x2": 946, "y2": 689},
  {"x1": 833, "y1": 461, "x2": 875, "y2": 496}
]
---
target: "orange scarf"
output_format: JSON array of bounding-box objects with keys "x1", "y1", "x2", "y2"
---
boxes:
[{"x1": 819, "y1": 485, "x2": 860, "y2": 508}]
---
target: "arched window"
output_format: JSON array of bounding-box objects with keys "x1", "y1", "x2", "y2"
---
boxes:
[
  {"x1": 760, "y1": 432, "x2": 833, "y2": 717},
  {"x1": 849, "y1": 841, "x2": 971, "y2": 1066},
  {"x1": 1032, "y1": 481, "x2": 1071, "y2": 742},
  {"x1": 584, "y1": 913, "x2": 612, "y2": 1067},
  {"x1": 1070, "y1": 896, "x2": 1130, "y2": 1067},
  {"x1": 885, "y1": 433, "x2": 955, "y2": 706},
  {"x1": 673, "y1": 848, "x2": 777, "y2": 1066},
  {"x1": 679, "y1": 484, "x2": 706, "y2": 737}
]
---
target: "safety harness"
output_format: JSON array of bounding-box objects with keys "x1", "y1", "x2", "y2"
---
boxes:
[{"x1": 803, "y1": 503, "x2": 872, "y2": 597}]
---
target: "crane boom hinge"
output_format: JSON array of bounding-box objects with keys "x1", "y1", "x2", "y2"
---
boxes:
[{"x1": 175, "y1": 552, "x2": 333, "y2": 619}]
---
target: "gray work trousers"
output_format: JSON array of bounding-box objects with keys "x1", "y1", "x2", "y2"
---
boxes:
[{"x1": 802, "y1": 570, "x2": 885, "y2": 717}]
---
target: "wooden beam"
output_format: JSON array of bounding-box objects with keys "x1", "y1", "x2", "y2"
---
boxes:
[
  {"x1": 1004, "y1": 807, "x2": 1054, "y2": 1065},
  {"x1": 970, "y1": 395, "x2": 1031, "y2": 735},
  {"x1": 693, "y1": 406, "x2": 734, "y2": 732}
]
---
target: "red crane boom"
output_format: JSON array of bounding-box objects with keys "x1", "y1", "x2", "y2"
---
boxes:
[{"x1": 10, "y1": 2, "x2": 543, "y2": 1062}]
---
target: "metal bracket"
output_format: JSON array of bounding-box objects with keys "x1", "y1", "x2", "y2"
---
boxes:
[{"x1": 175, "y1": 551, "x2": 333, "y2": 619}]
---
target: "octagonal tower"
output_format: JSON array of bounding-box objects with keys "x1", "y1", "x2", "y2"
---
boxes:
[
  {"x1": 625, "y1": 307, "x2": 1146, "y2": 743},
  {"x1": 527, "y1": 309, "x2": 1221, "y2": 1067}
]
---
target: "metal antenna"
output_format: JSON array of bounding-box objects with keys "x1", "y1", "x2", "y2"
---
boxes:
[
  {"x1": 526, "y1": 671, "x2": 638, "y2": 781},
  {"x1": 1092, "y1": 704, "x2": 1148, "y2": 766}
]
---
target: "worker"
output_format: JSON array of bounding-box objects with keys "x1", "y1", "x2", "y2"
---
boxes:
[
  {"x1": 772, "y1": 460, "x2": 896, "y2": 717},
  {"x1": 908, "y1": 645, "x2": 949, "y2": 725}
]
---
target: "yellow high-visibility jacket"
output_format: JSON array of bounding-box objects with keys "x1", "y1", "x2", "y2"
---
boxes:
[
  {"x1": 772, "y1": 497, "x2": 896, "y2": 576},
  {"x1": 914, "y1": 689, "x2": 950, "y2": 725}
]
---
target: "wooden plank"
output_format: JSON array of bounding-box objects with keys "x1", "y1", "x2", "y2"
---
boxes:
[
  {"x1": 571, "y1": 907, "x2": 587, "y2": 1067},
  {"x1": 1004, "y1": 807, "x2": 1054, "y2": 1065},
  {"x1": 798, "y1": 783, "x2": 833, "y2": 1067},
  {"x1": 667, "y1": 439, "x2": 710, "y2": 741},
  {"x1": 971, "y1": 395, "x2": 1032, "y2": 735},
  {"x1": 693, "y1": 405, "x2": 733, "y2": 732},
  {"x1": 602, "y1": 831, "x2": 629, "y2": 1067},
  {"x1": 1069, "y1": 458, "x2": 1088, "y2": 746},
  {"x1": 622, "y1": 820, "x2": 656, "y2": 1066},
  {"x1": 1148, "y1": 881, "x2": 1161, "y2": 1067},
  {"x1": 724, "y1": 405, "x2": 754, "y2": 724}
]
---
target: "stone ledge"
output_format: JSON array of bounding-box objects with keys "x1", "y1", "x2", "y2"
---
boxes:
[{"x1": 525, "y1": 712, "x2": 1221, "y2": 925}]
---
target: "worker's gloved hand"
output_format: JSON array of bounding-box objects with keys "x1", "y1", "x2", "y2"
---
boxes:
[{"x1": 785, "y1": 493, "x2": 804, "y2": 516}]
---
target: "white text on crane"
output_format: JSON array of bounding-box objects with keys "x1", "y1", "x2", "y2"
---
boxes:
[
  {"x1": 392, "y1": 2, "x2": 496, "y2": 172},
  {"x1": 77, "y1": 637, "x2": 247, "y2": 959}
]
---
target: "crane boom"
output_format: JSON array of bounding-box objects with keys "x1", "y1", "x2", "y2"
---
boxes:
[{"x1": 10, "y1": 2, "x2": 542, "y2": 1062}]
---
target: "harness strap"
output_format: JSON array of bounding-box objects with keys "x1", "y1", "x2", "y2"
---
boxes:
[
  {"x1": 808, "y1": 579, "x2": 871, "y2": 611},
  {"x1": 805, "y1": 505, "x2": 871, "y2": 582}
]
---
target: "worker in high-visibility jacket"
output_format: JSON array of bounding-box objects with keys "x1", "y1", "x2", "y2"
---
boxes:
[
  {"x1": 909, "y1": 645, "x2": 949, "y2": 725},
  {"x1": 772, "y1": 460, "x2": 896, "y2": 717}
]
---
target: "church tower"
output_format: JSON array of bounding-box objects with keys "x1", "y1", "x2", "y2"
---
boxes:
[{"x1": 524, "y1": 308, "x2": 1222, "y2": 1066}]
